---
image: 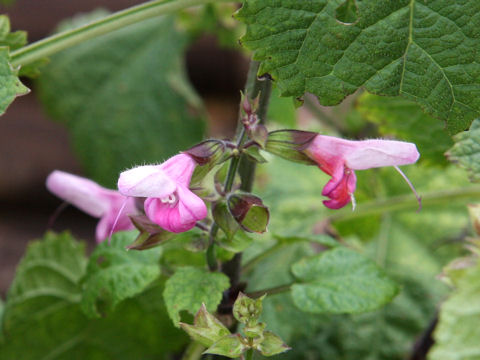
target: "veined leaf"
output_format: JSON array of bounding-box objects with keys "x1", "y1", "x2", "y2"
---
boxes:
[
  {"x1": 237, "y1": 0, "x2": 480, "y2": 133},
  {"x1": 81, "y1": 230, "x2": 162, "y2": 318},
  {"x1": 38, "y1": 16, "x2": 205, "y2": 187},
  {"x1": 291, "y1": 247, "x2": 398, "y2": 314},
  {"x1": 163, "y1": 266, "x2": 230, "y2": 326},
  {"x1": 0, "y1": 232, "x2": 185, "y2": 359},
  {"x1": 447, "y1": 119, "x2": 480, "y2": 182}
]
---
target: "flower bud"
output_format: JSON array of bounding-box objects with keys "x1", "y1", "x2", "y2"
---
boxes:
[
  {"x1": 232, "y1": 292, "x2": 264, "y2": 324},
  {"x1": 227, "y1": 193, "x2": 269, "y2": 233}
]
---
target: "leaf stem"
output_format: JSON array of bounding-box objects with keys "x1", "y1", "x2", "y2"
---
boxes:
[
  {"x1": 181, "y1": 341, "x2": 206, "y2": 360},
  {"x1": 247, "y1": 283, "x2": 293, "y2": 299},
  {"x1": 326, "y1": 185, "x2": 480, "y2": 223},
  {"x1": 10, "y1": 0, "x2": 231, "y2": 67}
]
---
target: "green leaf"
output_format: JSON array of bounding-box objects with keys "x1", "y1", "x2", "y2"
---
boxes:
[
  {"x1": 163, "y1": 266, "x2": 230, "y2": 326},
  {"x1": 447, "y1": 119, "x2": 480, "y2": 181},
  {"x1": 0, "y1": 15, "x2": 27, "y2": 50},
  {"x1": 81, "y1": 230, "x2": 162, "y2": 318},
  {"x1": 0, "y1": 232, "x2": 186, "y2": 359},
  {"x1": 0, "y1": 47, "x2": 29, "y2": 116},
  {"x1": 204, "y1": 334, "x2": 247, "y2": 358},
  {"x1": 291, "y1": 247, "x2": 398, "y2": 314},
  {"x1": 357, "y1": 93, "x2": 453, "y2": 164},
  {"x1": 256, "y1": 331, "x2": 291, "y2": 357},
  {"x1": 38, "y1": 16, "x2": 205, "y2": 187},
  {"x1": 237, "y1": 0, "x2": 480, "y2": 133},
  {"x1": 429, "y1": 260, "x2": 480, "y2": 360}
]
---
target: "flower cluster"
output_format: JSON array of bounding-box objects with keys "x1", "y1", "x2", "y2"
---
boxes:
[{"x1": 46, "y1": 131, "x2": 419, "y2": 242}]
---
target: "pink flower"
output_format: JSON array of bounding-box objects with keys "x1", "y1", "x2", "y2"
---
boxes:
[
  {"x1": 46, "y1": 171, "x2": 137, "y2": 242},
  {"x1": 118, "y1": 153, "x2": 208, "y2": 233},
  {"x1": 305, "y1": 135, "x2": 420, "y2": 209}
]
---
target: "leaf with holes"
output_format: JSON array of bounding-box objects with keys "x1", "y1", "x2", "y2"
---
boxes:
[
  {"x1": 81, "y1": 230, "x2": 162, "y2": 318},
  {"x1": 447, "y1": 119, "x2": 480, "y2": 181},
  {"x1": 291, "y1": 247, "x2": 398, "y2": 314},
  {"x1": 236, "y1": 0, "x2": 480, "y2": 133},
  {"x1": 163, "y1": 266, "x2": 230, "y2": 326}
]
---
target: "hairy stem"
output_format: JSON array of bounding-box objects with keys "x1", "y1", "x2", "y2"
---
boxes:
[{"x1": 10, "y1": 0, "x2": 231, "y2": 67}]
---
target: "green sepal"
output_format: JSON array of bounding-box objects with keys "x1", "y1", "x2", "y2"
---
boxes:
[
  {"x1": 127, "y1": 214, "x2": 174, "y2": 250},
  {"x1": 255, "y1": 331, "x2": 291, "y2": 357},
  {"x1": 243, "y1": 146, "x2": 267, "y2": 163},
  {"x1": 232, "y1": 292, "x2": 264, "y2": 325},
  {"x1": 204, "y1": 334, "x2": 247, "y2": 358},
  {"x1": 180, "y1": 303, "x2": 231, "y2": 347},
  {"x1": 227, "y1": 193, "x2": 269, "y2": 233},
  {"x1": 265, "y1": 130, "x2": 317, "y2": 165}
]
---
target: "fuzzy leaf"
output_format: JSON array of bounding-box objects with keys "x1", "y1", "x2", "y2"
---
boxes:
[
  {"x1": 38, "y1": 16, "x2": 205, "y2": 187},
  {"x1": 291, "y1": 247, "x2": 398, "y2": 314},
  {"x1": 0, "y1": 232, "x2": 185, "y2": 359},
  {"x1": 237, "y1": 0, "x2": 480, "y2": 133},
  {"x1": 0, "y1": 47, "x2": 29, "y2": 115},
  {"x1": 81, "y1": 231, "x2": 162, "y2": 318},
  {"x1": 447, "y1": 119, "x2": 480, "y2": 181},
  {"x1": 163, "y1": 266, "x2": 230, "y2": 326},
  {"x1": 429, "y1": 260, "x2": 480, "y2": 360}
]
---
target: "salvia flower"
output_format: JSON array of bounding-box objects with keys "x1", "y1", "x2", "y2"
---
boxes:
[
  {"x1": 305, "y1": 135, "x2": 420, "y2": 209},
  {"x1": 118, "y1": 153, "x2": 208, "y2": 233},
  {"x1": 46, "y1": 170, "x2": 137, "y2": 242}
]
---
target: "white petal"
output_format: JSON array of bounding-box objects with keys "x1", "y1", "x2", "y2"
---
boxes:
[{"x1": 118, "y1": 165, "x2": 176, "y2": 198}]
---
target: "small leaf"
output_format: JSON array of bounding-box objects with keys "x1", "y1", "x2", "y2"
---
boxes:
[
  {"x1": 0, "y1": 47, "x2": 29, "y2": 116},
  {"x1": 291, "y1": 247, "x2": 398, "y2": 314},
  {"x1": 180, "y1": 304, "x2": 231, "y2": 347},
  {"x1": 163, "y1": 266, "x2": 230, "y2": 326},
  {"x1": 256, "y1": 331, "x2": 291, "y2": 357},
  {"x1": 447, "y1": 119, "x2": 480, "y2": 181},
  {"x1": 227, "y1": 193, "x2": 269, "y2": 233},
  {"x1": 204, "y1": 334, "x2": 247, "y2": 358}
]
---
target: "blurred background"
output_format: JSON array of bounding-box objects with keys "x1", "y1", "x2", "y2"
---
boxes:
[{"x1": 0, "y1": 0, "x2": 249, "y2": 296}]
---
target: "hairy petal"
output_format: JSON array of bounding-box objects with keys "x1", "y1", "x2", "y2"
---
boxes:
[
  {"x1": 118, "y1": 165, "x2": 176, "y2": 198},
  {"x1": 160, "y1": 153, "x2": 196, "y2": 186}
]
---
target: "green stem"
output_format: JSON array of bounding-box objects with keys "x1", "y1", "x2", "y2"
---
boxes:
[
  {"x1": 245, "y1": 349, "x2": 254, "y2": 360},
  {"x1": 181, "y1": 342, "x2": 206, "y2": 360},
  {"x1": 10, "y1": 0, "x2": 231, "y2": 67},
  {"x1": 326, "y1": 185, "x2": 480, "y2": 223},
  {"x1": 247, "y1": 283, "x2": 293, "y2": 299}
]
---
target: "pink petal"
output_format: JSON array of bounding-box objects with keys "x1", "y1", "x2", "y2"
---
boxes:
[
  {"x1": 159, "y1": 154, "x2": 196, "y2": 187},
  {"x1": 95, "y1": 196, "x2": 137, "y2": 242},
  {"x1": 344, "y1": 139, "x2": 420, "y2": 170},
  {"x1": 46, "y1": 170, "x2": 110, "y2": 218},
  {"x1": 322, "y1": 170, "x2": 356, "y2": 209},
  {"x1": 177, "y1": 185, "x2": 208, "y2": 224},
  {"x1": 118, "y1": 165, "x2": 176, "y2": 198}
]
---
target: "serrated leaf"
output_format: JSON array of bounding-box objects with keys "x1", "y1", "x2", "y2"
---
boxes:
[
  {"x1": 257, "y1": 331, "x2": 291, "y2": 357},
  {"x1": 291, "y1": 247, "x2": 398, "y2": 314},
  {"x1": 0, "y1": 232, "x2": 185, "y2": 359},
  {"x1": 237, "y1": 0, "x2": 480, "y2": 133},
  {"x1": 204, "y1": 334, "x2": 247, "y2": 358},
  {"x1": 163, "y1": 266, "x2": 230, "y2": 326},
  {"x1": 81, "y1": 230, "x2": 162, "y2": 318},
  {"x1": 0, "y1": 47, "x2": 29, "y2": 115},
  {"x1": 38, "y1": 16, "x2": 205, "y2": 187},
  {"x1": 429, "y1": 260, "x2": 480, "y2": 360},
  {"x1": 357, "y1": 93, "x2": 453, "y2": 164},
  {"x1": 0, "y1": 15, "x2": 27, "y2": 50},
  {"x1": 447, "y1": 119, "x2": 480, "y2": 181}
]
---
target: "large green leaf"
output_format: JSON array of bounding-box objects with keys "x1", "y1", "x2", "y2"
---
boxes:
[
  {"x1": 429, "y1": 259, "x2": 480, "y2": 360},
  {"x1": 81, "y1": 231, "x2": 162, "y2": 318},
  {"x1": 0, "y1": 232, "x2": 185, "y2": 359},
  {"x1": 163, "y1": 266, "x2": 230, "y2": 326},
  {"x1": 0, "y1": 16, "x2": 29, "y2": 115},
  {"x1": 447, "y1": 119, "x2": 480, "y2": 182},
  {"x1": 291, "y1": 247, "x2": 398, "y2": 314},
  {"x1": 38, "y1": 16, "x2": 205, "y2": 187},
  {"x1": 357, "y1": 93, "x2": 453, "y2": 165},
  {"x1": 237, "y1": 0, "x2": 480, "y2": 133}
]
